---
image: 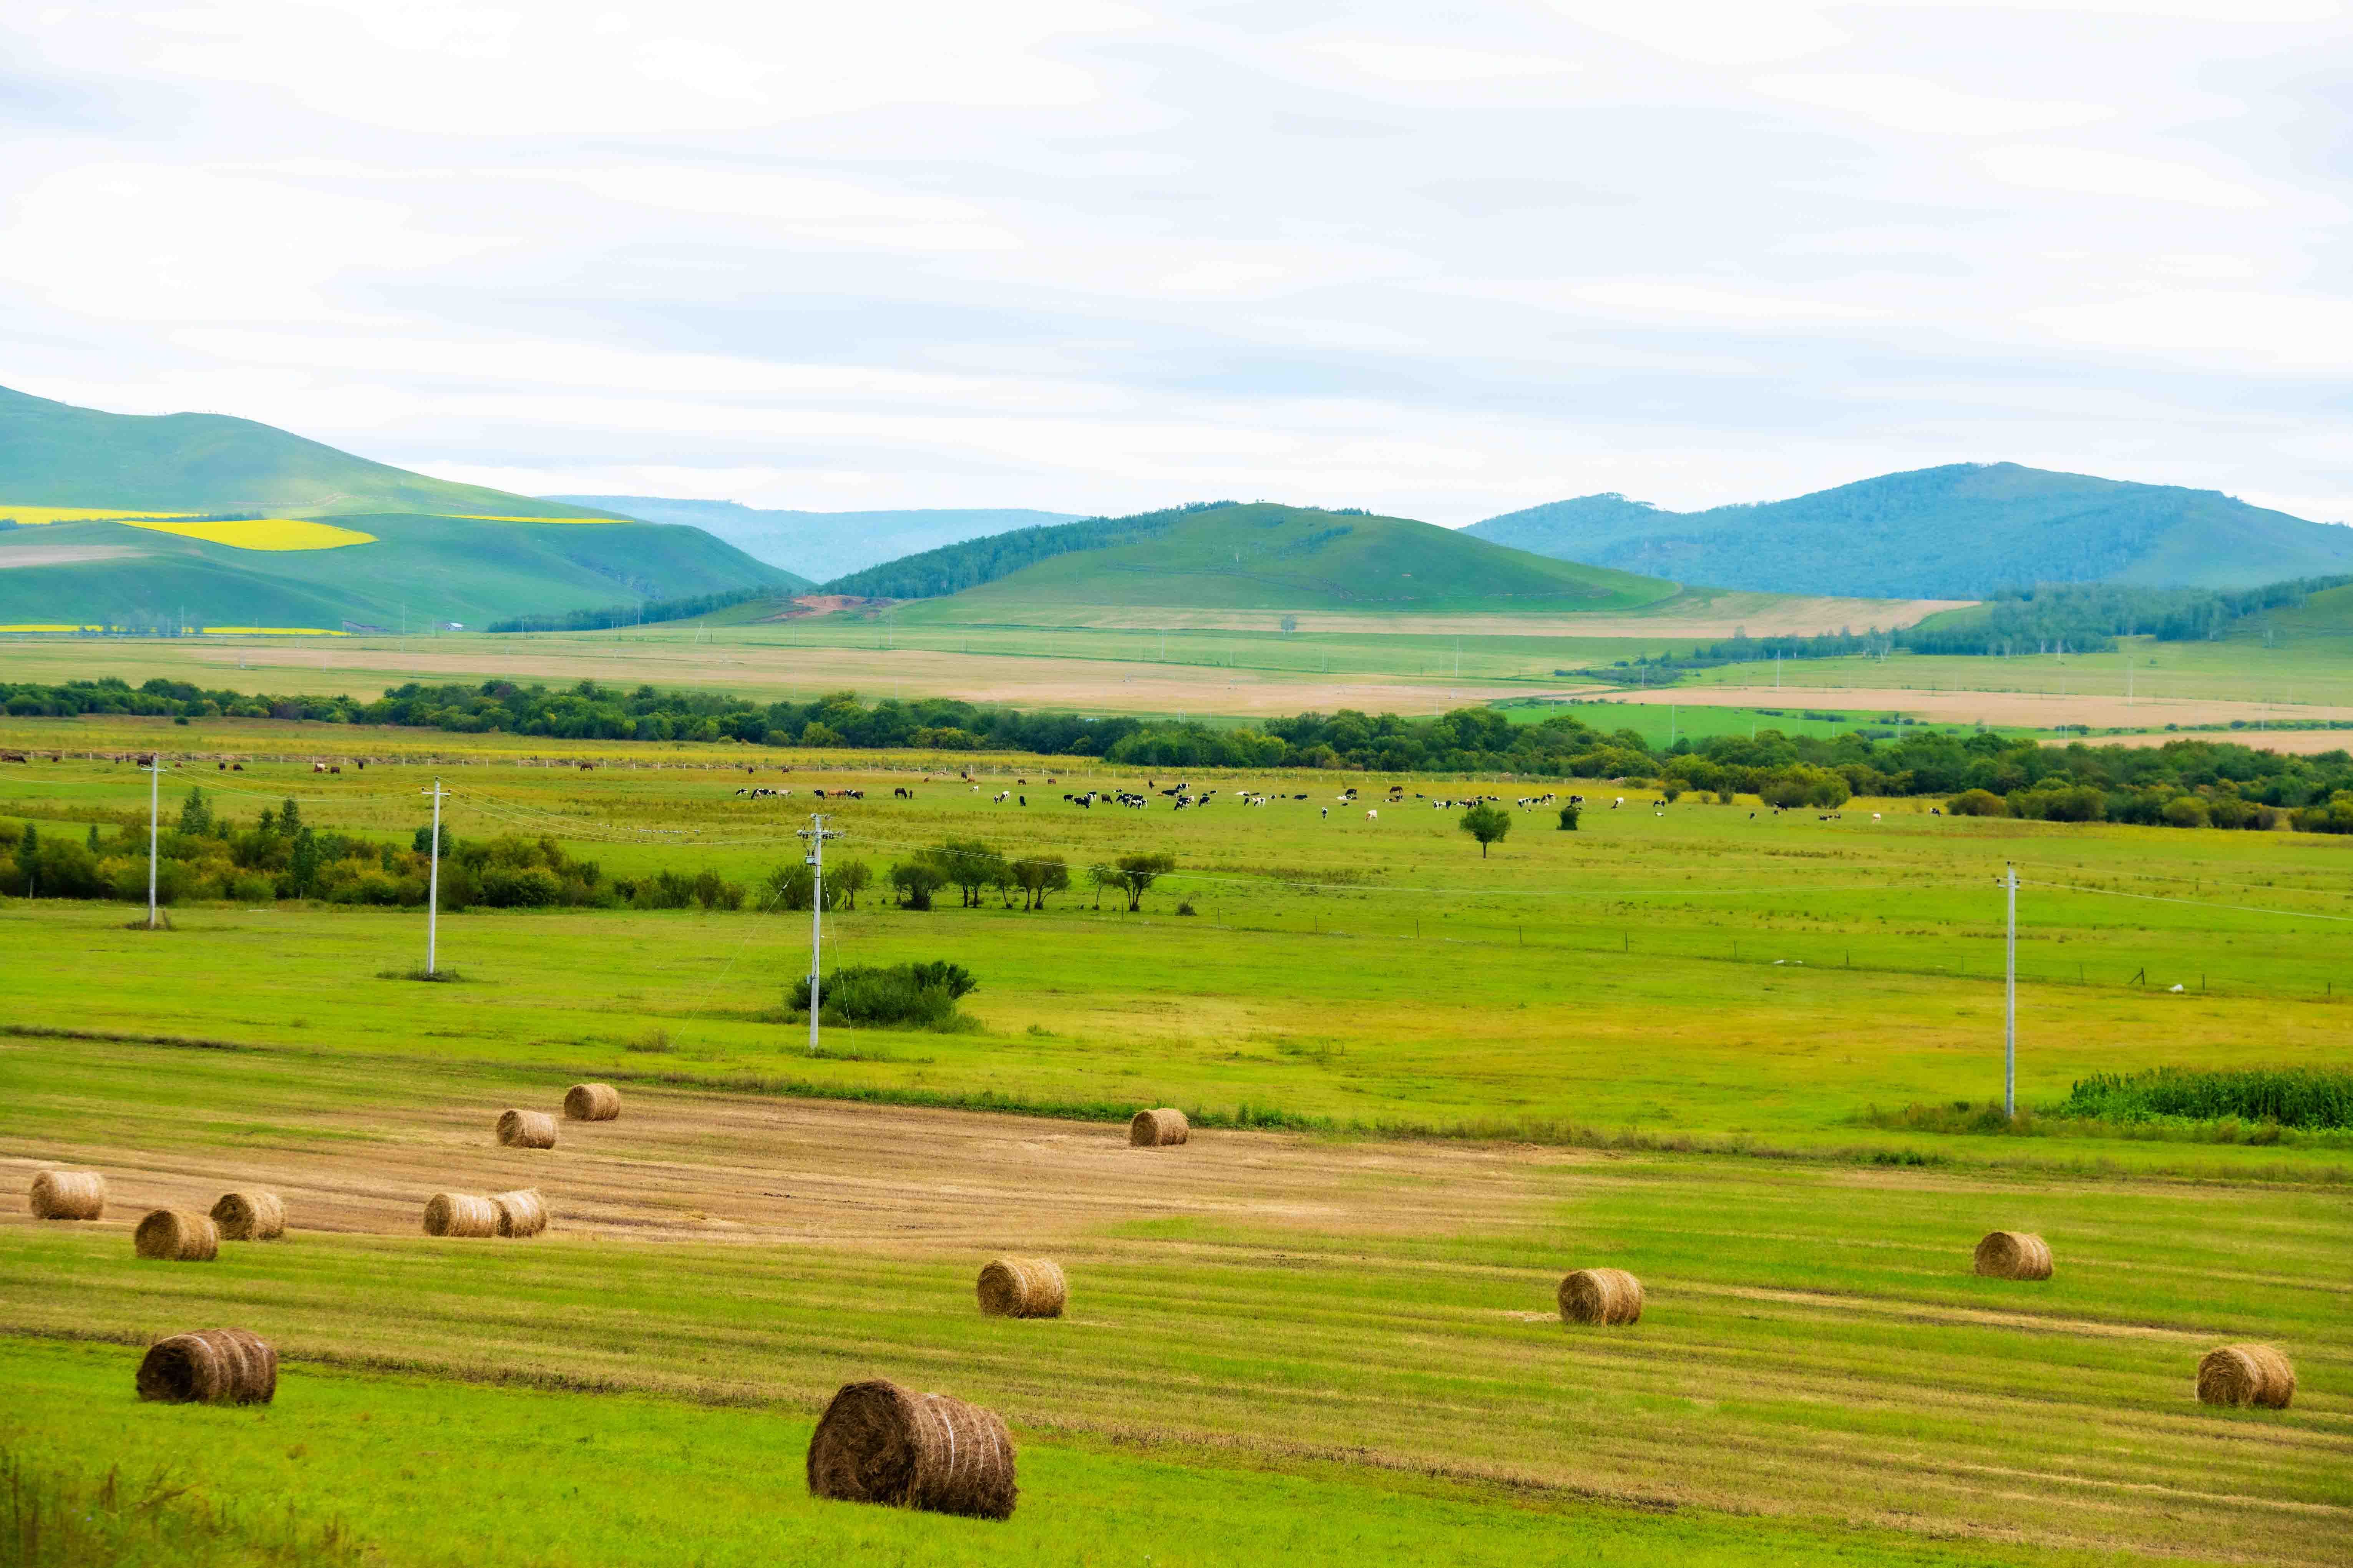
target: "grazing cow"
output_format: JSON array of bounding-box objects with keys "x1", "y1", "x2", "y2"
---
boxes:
[
  {"x1": 232, "y1": 762, "x2": 242, "y2": 772},
  {"x1": 1320, "y1": 807, "x2": 1328, "y2": 819},
  {"x1": 894, "y1": 787, "x2": 913, "y2": 799},
  {"x1": 1871, "y1": 812, "x2": 1882, "y2": 821},
  {"x1": 217, "y1": 761, "x2": 226, "y2": 771},
  {"x1": 312, "y1": 761, "x2": 325, "y2": 773},
  {"x1": 331, "y1": 765, "x2": 342, "y2": 775},
  {"x1": 1366, "y1": 809, "x2": 1378, "y2": 822},
  {"x1": 1930, "y1": 807, "x2": 1942, "y2": 816},
  {"x1": 994, "y1": 791, "x2": 1009, "y2": 802}
]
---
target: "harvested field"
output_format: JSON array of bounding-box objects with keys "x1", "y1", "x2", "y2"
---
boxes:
[{"x1": 1, "y1": 1043, "x2": 2345, "y2": 1565}]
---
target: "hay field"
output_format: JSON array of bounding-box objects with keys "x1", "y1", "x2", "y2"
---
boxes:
[
  {"x1": 4, "y1": 718, "x2": 2348, "y2": 1564},
  {"x1": 2, "y1": 1041, "x2": 2345, "y2": 1565}
]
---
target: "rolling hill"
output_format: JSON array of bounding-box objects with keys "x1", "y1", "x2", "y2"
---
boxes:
[
  {"x1": 828, "y1": 501, "x2": 1683, "y2": 619},
  {"x1": 1467, "y1": 463, "x2": 2353, "y2": 597},
  {"x1": 0, "y1": 386, "x2": 800, "y2": 628},
  {"x1": 548, "y1": 496, "x2": 1081, "y2": 582}
]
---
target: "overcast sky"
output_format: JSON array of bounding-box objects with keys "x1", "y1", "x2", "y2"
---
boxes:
[{"x1": 5, "y1": 1, "x2": 2349, "y2": 524}]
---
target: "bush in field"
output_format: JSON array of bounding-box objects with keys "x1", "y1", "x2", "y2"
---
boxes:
[
  {"x1": 2057, "y1": 1067, "x2": 2353, "y2": 1130},
  {"x1": 787, "y1": 961, "x2": 977, "y2": 1029},
  {"x1": 1946, "y1": 788, "x2": 2006, "y2": 817},
  {"x1": 1557, "y1": 801, "x2": 1580, "y2": 831}
]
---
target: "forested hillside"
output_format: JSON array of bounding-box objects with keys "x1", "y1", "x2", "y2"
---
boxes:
[{"x1": 1470, "y1": 464, "x2": 2353, "y2": 597}]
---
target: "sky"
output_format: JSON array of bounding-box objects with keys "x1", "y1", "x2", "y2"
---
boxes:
[{"x1": 3, "y1": 0, "x2": 2350, "y2": 525}]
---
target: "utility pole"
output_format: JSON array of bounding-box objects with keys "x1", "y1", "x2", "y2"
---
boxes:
[
  {"x1": 422, "y1": 779, "x2": 447, "y2": 975},
  {"x1": 142, "y1": 753, "x2": 162, "y2": 929},
  {"x1": 797, "y1": 814, "x2": 843, "y2": 1054},
  {"x1": 1999, "y1": 864, "x2": 2018, "y2": 1117}
]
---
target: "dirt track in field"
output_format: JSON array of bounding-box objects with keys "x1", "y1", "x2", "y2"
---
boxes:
[{"x1": 1, "y1": 1080, "x2": 1563, "y2": 1251}]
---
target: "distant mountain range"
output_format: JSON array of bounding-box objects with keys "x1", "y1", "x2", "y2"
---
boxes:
[
  {"x1": 546, "y1": 496, "x2": 1082, "y2": 583},
  {"x1": 0, "y1": 387, "x2": 797, "y2": 629},
  {"x1": 1466, "y1": 464, "x2": 2353, "y2": 598}
]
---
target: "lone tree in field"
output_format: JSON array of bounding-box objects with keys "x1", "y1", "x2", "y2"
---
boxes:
[
  {"x1": 1459, "y1": 803, "x2": 1511, "y2": 857},
  {"x1": 1557, "y1": 801, "x2": 1580, "y2": 832},
  {"x1": 1110, "y1": 851, "x2": 1177, "y2": 911},
  {"x1": 1012, "y1": 854, "x2": 1069, "y2": 910},
  {"x1": 888, "y1": 858, "x2": 948, "y2": 910}
]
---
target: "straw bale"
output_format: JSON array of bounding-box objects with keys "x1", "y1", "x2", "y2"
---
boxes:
[
  {"x1": 976, "y1": 1257, "x2": 1067, "y2": 1318},
  {"x1": 496, "y1": 1109, "x2": 558, "y2": 1149},
  {"x1": 1557, "y1": 1267, "x2": 1644, "y2": 1326},
  {"x1": 2197, "y1": 1344, "x2": 2297, "y2": 1409},
  {"x1": 493, "y1": 1188, "x2": 549, "y2": 1238},
  {"x1": 1128, "y1": 1107, "x2": 1189, "y2": 1147},
  {"x1": 136, "y1": 1328, "x2": 277, "y2": 1405},
  {"x1": 1973, "y1": 1230, "x2": 2053, "y2": 1280},
  {"x1": 134, "y1": 1208, "x2": 220, "y2": 1262},
  {"x1": 564, "y1": 1082, "x2": 622, "y2": 1121},
  {"x1": 209, "y1": 1190, "x2": 285, "y2": 1241},
  {"x1": 423, "y1": 1192, "x2": 500, "y2": 1237},
  {"x1": 29, "y1": 1169, "x2": 105, "y2": 1220},
  {"x1": 806, "y1": 1379, "x2": 1017, "y2": 1520}
]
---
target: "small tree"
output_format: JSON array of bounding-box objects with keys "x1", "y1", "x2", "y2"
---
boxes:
[
  {"x1": 934, "y1": 838, "x2": 1006, "y2": 908},
  {"x1": 1087, "y1": 862, "x2": 1116, "y2": 910},
  {"x1": 1556, "y1": 801, "x2": 1580, "y2": 832},
  {"x1": 1459, "y1": 803, "x2": 1511, "y2": 858},
  {"x1": 1012, "y1": 854, "x2": 1069, "y2": 910},
  {"x1": 177, "y1": 786, "x2": 214, "y2": 837},
  {"x1": 1279, "y1": 614, "x2": 1298, "y2": 634},
  {"x1": 1110, "y1": 850, "x2": 1176, "y2": 911},
  {"x1": 888, "y1": 858, "x2": 946, "y2": 910},
  {"x1": 833, "y1": 860, "x2": 873, "y2": 909}
]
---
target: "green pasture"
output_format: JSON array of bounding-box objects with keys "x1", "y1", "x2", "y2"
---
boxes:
[
  {"x1": 3, "y1": 721, "x2": 2352, "y2": 1172},
  {"x1": 0, "y1": 1340, "x2": 2145, "y2": 1568},
  {"x1": 1, "y1": 1038, "x2": 2346, "y2": 1564}
]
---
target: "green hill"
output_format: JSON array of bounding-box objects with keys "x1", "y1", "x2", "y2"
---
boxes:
[
  {"x1": 0, "y1": 514, "x2": 807, "y2": 631},
  {"x1": 0, "y1": 386, "x2": 802, "y2": 628},
  {"x1": 830, "y1": 501, "x2": 1682, "y2": 619},
  {"x1": 0, "y1": 384, "x2": 619, "y2": 519},
  {"x1": 1467, "y1": 463, "x2": 2353, "y2": 597}
]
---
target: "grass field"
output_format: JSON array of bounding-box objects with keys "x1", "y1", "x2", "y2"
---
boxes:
[{"x1": 5, "y1": 712, "x2": 2347, "y2": 1564}]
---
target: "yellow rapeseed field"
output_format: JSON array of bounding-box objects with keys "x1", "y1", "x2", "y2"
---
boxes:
[{"x1": 115, "y1": 516, "x2": 377, "y2": 551}]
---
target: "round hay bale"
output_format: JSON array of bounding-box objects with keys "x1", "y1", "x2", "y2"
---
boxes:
[
  {"x1": 134, "y1": 1209, "x2": 219, "y2": 1262},
  {"x1": 493, "y1": 1188, "x2": 548, "y2": 1238},
  {"x1": 1128, "y1": 1107, "x2": 1189, "y2": 1147},
  {"x1": 2197, "y1": 1344, "x2": 2297, "y2": 1409},
  {"x1": 209, "y1": 1190, "x2": 285, "y2": 1241},
  {"x1": 1973, "y1": 1230, "x2": 2053, "y2": 1280},
  {"x1": 496, "y1": 1109, "x2": 558, "y2": 1149},
  {"x1": 28, "y1": 1169, "x2": 105, "y2": 1220},
  {"x1": 423, "y1": 1192, "x2": 500, "y2": 1238},
  {"x1": 977, "y1": 1257, "x2": 1066, "y2": 1318},
  {"x1": 1557, "y1": 1267, "x2": 1644, "y2": 1326},
  {"x1": 806, "y1": 1379, "x2": 1017, "y2": 1520},
  {"x1": 136, "y1": 1328, "x2": 276, "y2": 1405},
  {"x1": 564, "y1": 1082, "x2": 621, "y2": 1121}
]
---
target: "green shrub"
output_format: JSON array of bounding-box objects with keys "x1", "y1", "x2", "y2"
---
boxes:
[
  {"x1": 2057, "y1": 1067, "x2": 2353, "y2": 1129},
  {"x1": 787, "y1": 961, "x2": 977, "y2": 1029}
]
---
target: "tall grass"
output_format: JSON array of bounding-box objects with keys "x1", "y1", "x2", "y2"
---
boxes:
[
  {"x1": 0, "y1": 1445, "x2": 364, "y2": 1568},
  {"x1": 2056, "y1": 1067, "x2": 2353, "y2": 1129}
]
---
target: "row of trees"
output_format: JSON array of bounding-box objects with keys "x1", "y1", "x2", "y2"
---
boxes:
[
  {"x1": 871, "y1": 840, "x2": 1177, "y2": 912},
  {"x1": 10, "y1": 677, "x2": 2353, "y2": 835}
]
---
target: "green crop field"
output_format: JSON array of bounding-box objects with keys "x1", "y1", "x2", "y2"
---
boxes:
[{"x1": 3, "y1": 713, "x2": 2347, "y2": 1566}]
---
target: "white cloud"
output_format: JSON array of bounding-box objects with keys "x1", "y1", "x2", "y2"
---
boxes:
[
  {"x1": 1310, "y1": 38, "x2": 1583, "y2": 84},
  {"x1": 1752, "y1": 73, "x2": 2110, "y2": 136},
  {"x1": 1558, "y1": 280, "x2": 1889, "y2": 323},
  {"x1": 1546, "y1": 0, "x2": 1848, "y2": 66},
  {"x1": 2024, "y1": 289, "x2": 2353, "y2": 370},
  {"x1": 547, "y1": 167, "x2": 1023, "y2": 252},
  {"x1": 1977, "y1": 145, "x2": 2270, "y2": 207}
]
